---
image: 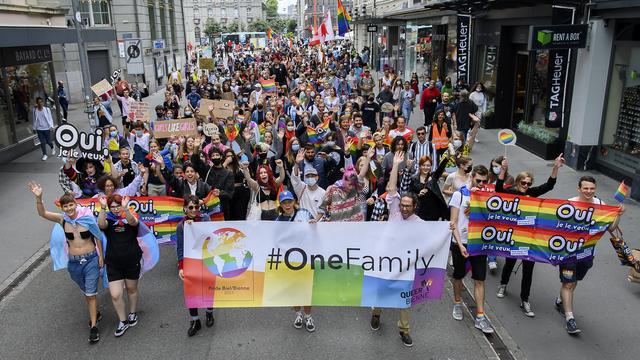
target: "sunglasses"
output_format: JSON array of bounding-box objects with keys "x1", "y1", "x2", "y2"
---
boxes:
[
  {"x1": 520, "y1": 181, "x2": 533, "y2": 187},
  {"x1": 475, "y1": 179, "x2": 489, "y2": 185},
  {"x1": 417, "y1": 132, "x2": 426, "y2": 135},
  {"x1": 187, "y1": 205, "x2": 199, "y2": 210}
]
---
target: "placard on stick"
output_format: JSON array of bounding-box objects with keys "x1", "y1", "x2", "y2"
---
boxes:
[
  {"x1": 129, "y1": 102, "x2": 151, "y2": 122},
  {"x1": 497, "y1": 129, "x2": 518, "y2": 157},
  {"x1": 91, "y1": 79, "x2": 112, "y2": 97},
  {"x1": 153, "y1": 119, "x2": 198, "y2": 138}
]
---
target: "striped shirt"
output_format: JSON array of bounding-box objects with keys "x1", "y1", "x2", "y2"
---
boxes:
[
  {"x1": 410, "y1": 140, "x2": 432, "y2": 161},
  {"x1": 319, "y1": 185, "x2": 365, "y2": 222}
]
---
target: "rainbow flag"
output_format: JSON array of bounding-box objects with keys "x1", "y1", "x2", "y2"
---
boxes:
[
  {"x1": 614, "y1": 181, "x2": 630, "y2": 203},
  {"x1": 337, "y1": 0, "x2": 351, "y2": 36},
  {"x1": 267, "y1": 28, "x2": 273, "y2": 40},
  {"x1": 306, "y1": 125, "x2": 319, "y2": 144},
  {"x1": 468, "y1": 191, "x2": 621, "y2": 265},
  {"x1": 259, "y1": 78, "x2": 276, "y2": 92},
  {"x1": 345, "y1": 135, "x2": 359, "y2": 154},
  {"x1": 61, "y1": 192, "x2": 223, "y2": 245}
]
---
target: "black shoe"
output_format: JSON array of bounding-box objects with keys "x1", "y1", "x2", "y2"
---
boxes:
[
  {"x1": 205, "y1": 312, "x2": 215, "y2": 328},
  {"x1": 370, "y1": 314, "x2": 380, "y2": 331},
  {"x1": 566, "y1": 318, "x2": 581, "y2": 335},
  {"x1": 555, "y1": 298, "x2": 565, "y2": 317},
  {"x1": 188, "y1": 319, "x2": 202, "y2": 337},
  {"x1": 89, "y1": 326, "x2": 100, "y2": 344},
  {"x1": 127, "y1": 312, "x2": 138, "y2": 327},
  {"x1": 114, "y1": 321, "x2": 129, "y2": 337},
  {"x1": 399, "y1": 332, "x2": 413, "y2": 347},
  {"x1": 88, "y1": 311, "x2": 103, "y2": 328}
]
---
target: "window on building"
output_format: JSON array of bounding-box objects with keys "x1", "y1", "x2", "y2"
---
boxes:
[
  {"x1": 195, "y1": 26, "x2": 201, "y2": 44},
  {"x1": 247, "y1": 17, "x2": 253, "y2": 23},
  {"x1": 80, "y1": 0, "x2": 112, "y2": 26},
  {"x1": 194, "y1": 7, "x2": 200, "y2": 17},
  {"x1": 148, "y1": 1, "x2": 157, "y2": 39},
  {"x1": 169, "y1": 0, "x2": 177, "y2": 46},
  {"x1": 208, "y1": 8, "x2": 213, "y2": 17},
  {"x1": 233, "y1": 8, "x2": 238, "y2": 17},
  {"x1": 159, "y1": 3, "x2": 167, "y2": 41},
  {"x1": 221, "y1": 8, "x2": 226, "y2": 16}
]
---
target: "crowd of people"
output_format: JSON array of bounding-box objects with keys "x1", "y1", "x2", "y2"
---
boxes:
[{"x1": 29, "y1": 40, "x2": 623, "y2": 347}]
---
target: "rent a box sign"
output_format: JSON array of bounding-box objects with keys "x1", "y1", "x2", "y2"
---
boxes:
[{"x1": 528, "y1": 24, "x2": 588, "y2": 50}]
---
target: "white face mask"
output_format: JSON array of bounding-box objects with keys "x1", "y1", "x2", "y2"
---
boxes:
[
  {"x1": 453, "y1": 139, "x2": 462, "y2": 149},
  {"x1": 287, "y1": 125, "x2": 295, "y2": 131},
  {"x1": 493, "y1": 166, "x2": 501, "y2": 175},
  {"x1": 304, "y1": 177, "x2": 318, "y2": 186}
]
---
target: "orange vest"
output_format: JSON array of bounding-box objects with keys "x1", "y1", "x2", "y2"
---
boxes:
[{"x1": 432, "y1": 123, "x2": 449, "y2": 149}]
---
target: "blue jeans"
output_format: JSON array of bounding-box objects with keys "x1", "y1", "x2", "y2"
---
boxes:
[
  {"x1": 36, "y1": 129, "x2": 54, "y2": 156},
  {"x1": 402, "y1": 103, "x2": 413, "y2": 121},
  {"x1": 488, "y1": 256, "x2": 497, "y2": 263},
  {"x1": 67, "y1": 251, "x2": 100, "y2": 296}
]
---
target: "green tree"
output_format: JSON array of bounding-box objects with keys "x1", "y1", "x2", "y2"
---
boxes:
[
  {"x1": 204, "y1": 18, "x2": 225, "y2": 38},
  {"x1": 265, "y1": 0, "x2": 278, "y2": 19},
  {"x1": 227, "y1": 20, "x2": 240, "y2": 32},
  {"x1": 248, "y1": 19, "x2": 269, "y2": 32},
  {"x1": 287, "y1": 19, "x2": 297, "y2": 33}
]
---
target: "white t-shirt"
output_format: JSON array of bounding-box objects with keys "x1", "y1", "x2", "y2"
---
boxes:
[
  {"x1": 291, "y1": 171, "x2": 326, "y2": 218},
  {"x1": 449, "y1": 189, "x2": 470, "y2": 244},
  {"x1": 444, "y1": 173, "x2": 470, "y2": 204},
  {"x1": 568, "y1": 196, "x2": 604, "y2": 205},
  {"x1": 188, "y1": 181, "x2": 197, "y2": 196}
]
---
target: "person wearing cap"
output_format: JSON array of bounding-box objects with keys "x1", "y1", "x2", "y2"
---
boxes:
[
  {"x1": 250, "y1": 83, "x2": 263, "y2": 105},
  {"x1": 274, "y1": 190, "x2": 315, "y2": 332},
  {"x1": 290, "y1": 150, "x2": 327, "y2": 218}
]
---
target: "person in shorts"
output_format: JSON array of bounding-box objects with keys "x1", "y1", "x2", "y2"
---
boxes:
[{"x1": 449, "y1": 165, "x2": 494, "y2": 334}]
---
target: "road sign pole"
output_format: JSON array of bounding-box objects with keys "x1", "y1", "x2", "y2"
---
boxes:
[{"x1": 70, "y1": 0, "x2": 95, "y2": 127}]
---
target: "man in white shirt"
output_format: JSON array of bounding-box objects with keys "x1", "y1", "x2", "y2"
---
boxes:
[
  {"x1": 449, "y1": 165, "x2": 494, "y2": 334},
  {"x1": 369, "y1": 151, "x2": 421, "y2": 347},
  {"x1": 32, "y1": 97, "x2": 55, "y2": 161},
  {"x1": 291, "y1": 157, "x2": 326, "y2": 218},
  {"x1": 555, "y1": 176, "x2": 623, "y2": 335}
]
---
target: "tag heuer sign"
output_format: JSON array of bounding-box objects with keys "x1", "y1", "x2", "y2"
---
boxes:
[{"x1": 528, "y1": 24, "x2": 588, "y2": 50}]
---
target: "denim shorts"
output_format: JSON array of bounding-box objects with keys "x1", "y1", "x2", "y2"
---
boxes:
[{"x1": 67, "y1": 250, "x2": 100, "y2": 296}]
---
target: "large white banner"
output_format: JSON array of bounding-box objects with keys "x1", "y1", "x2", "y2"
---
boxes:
[{"x1": 183, "y1": 221, "x2": 451, "y2": 308}]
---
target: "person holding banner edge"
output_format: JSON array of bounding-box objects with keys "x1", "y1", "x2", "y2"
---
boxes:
[
  {"x1": 495, "y1": 154, "x2": 565, "y2": 318},
  {"x1": 449, "y1": 165, "x2": 494, "y2": 334},
  {"x1": 555, "y1": 176, "x2": 623, "y2": 334}
]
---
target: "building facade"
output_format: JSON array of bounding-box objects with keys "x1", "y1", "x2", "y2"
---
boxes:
[
  {"x1": 303, "y1": 0, "x2": 353, "y2": 33},
  {"x1": 183, "y1": 0, "x2": 266, "y2": 47}
]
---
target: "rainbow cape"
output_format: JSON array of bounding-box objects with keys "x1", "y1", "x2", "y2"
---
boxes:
[
  {"x1": 468, "y1": 191, "x2": 620, "y2": 265},
  {"x1": 60, "y1": 192, "x2": 223, "y2": 245},
  {"x1": 259, "y1": 78, "x2": 276, "y2": 92},
  {"x1": 337, "y1": 0, "x2": 351, "y2": 36},
  {"x1": 614, "y1": 181, "x2": 629, "y2": 203},
  {"x1": 225, "y1": 124, "x2": 240, "y2": 143}
]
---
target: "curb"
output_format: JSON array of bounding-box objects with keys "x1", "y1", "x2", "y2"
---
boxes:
[{"x1": 0, "y1": 242, "x2": 50, "y2": 305}]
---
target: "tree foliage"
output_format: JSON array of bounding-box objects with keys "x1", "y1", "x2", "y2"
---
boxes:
[
  {"x1": 265, "y1": 0, "x2": 279, "y2": 19},
  {"x1": 248, "y1": 19, "x2": 269, "y2": 32},
  {"x1": 227, "y1": 20, "x2": 240, "y2": 32},
  {"x1": 204, "y1": 18, "x2": 224, "y2": 38},
  {"x1": 287, "y1": 19, "x2": 297, "y2": 33}
]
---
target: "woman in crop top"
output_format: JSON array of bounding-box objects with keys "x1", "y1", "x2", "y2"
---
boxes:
[{"x1": 240, "y1": 160, "x2": 286, "y2": 220}]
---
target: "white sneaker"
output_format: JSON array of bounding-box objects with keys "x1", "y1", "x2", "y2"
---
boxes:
[
  {"x1": 496, "y1": 284, "x2": 507, "y2": 298},
  {"x1": 488, "y1": 261, "x2": 498, "y2": 271},
  {"x1": 520, "y1": 301, "x2": 535, "y2": 317},
  {"x1": 41, "y1": 155, "x2": 48, "y2": 161},
  {"x1": 452, "y1": 303, "x2": 463, "y2": 321}
]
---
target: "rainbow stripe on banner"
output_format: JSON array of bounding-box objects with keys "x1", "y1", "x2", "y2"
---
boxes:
[
  {"x1": 468, "y1": 191, "x2": 620, "y2": 265},
  {"x1": 63, "y1": 191, "x2": 223, "y2": 245},
  {"x1": 183, "y1": 221, "x2": 451, "y2": 309},
  {"x1": 259, "y1": 79, "x2": 276, "y2": 92}
]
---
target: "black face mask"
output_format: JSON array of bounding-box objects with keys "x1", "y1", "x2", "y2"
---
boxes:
[
  {"x1": 212, "y1": 158, "x2": 222, "y2": 166},
  {"x1": 259, "y1": 153, "x2": 268, "y2": 159},
  {"x1": 464, "y1": 166, "x2": 472, "y2": 174}
]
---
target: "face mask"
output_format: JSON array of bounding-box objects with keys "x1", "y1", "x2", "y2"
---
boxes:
[
  {"x1": 211, "y1": 158, "x2": 222, "y2": 166},
  {"x1": 453, "y1": 140, "x2": 462, "y2": 149},
  {"x1": 185, "y1": 112, "x2": 193, "y2": 117},
  {"x1": 476, "y1": 88, "x2": 482, "y2": 92},
  {"x1": 259, "y1": 152, "x2": 267, "y2": 159},
  {"x1": 136, "y1": 130, "x2": 143, "y2": 137},
  {"x1": 464, "y1": 166, "x2": 472, "y2": 174},
  {"x1": 197, "y1": 125, "x2": 203, "y2": 132},
  {"x1": 291, "y1": 144, "x2": 300, "y2": 152},
  {"x1": 304, "y1": 177, "x2": 318, "y2": 186},
  {"x1": 110, "y1": 131, "x2": 118, "y2": 138},
  {"x1": 310, "y1": 92, "x2": 316, "y2": 97},
  {"x1": 287, "y1": 125, "x2": 295, "y2": 131},
  {"x1": 325, "y1": 141, "x2": 335, "y2": 148},
  {"x1": 493, "y1": 166, "x2": 501, "y2": 175}
]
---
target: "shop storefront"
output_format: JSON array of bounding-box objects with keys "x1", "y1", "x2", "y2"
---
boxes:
[
  {"x1": 403, "y1": 17, "x2": 458, "y2": 83},
  {"x1": 0, "y1": 45, "x2": 60, "y2": 158},
  {"x1": 596, "y1": 19, "x2": 640, "y2": 182}
]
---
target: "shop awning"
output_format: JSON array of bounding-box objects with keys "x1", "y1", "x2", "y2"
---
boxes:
[
  {"x1": 591, "y1": 0, "x2": 640, "y2": 18},
  {"x1": 0, "y1": 26, "x2": 116, "y2": 47}
]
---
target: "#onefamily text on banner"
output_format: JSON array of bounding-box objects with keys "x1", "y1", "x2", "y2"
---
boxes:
[
  {"x1": 182, "y1": 221, "x2": 451, "y2": 309},
  {"x1": 468, "y1": 191, "x2": 621, "y2": 264}
]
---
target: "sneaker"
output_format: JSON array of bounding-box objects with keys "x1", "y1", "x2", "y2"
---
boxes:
[
  {"x1": 475, "y1": 138, "x2": 480, "y2": 143},
  {"x1": 488, "y1": 261, "x2": 498, "y2": 272},
  {"x1": 305, "y1": 316, "x2": 316, "y2": 332},
  {"x1": 127, "y1": 312, "x2": 138, "y2": 327},
  {"x1": 496, "y1": 284, "x2": 507, "y2": 298},
  {"x1": 293, "y1": 314, "x2": 303, "y2": 329},
  {"x1": 88, "y1": 311, "x2": 103, "y2": 328},
  {"x1": 474, "y1": 316, "x2": 495, "y2": 334},
  {"x1": 41, "y1": 155, "x2": 47, "y2": 161},
  {"x1": 205, "y1": 312, "x2": 215, "y2": 327},
  {"x1": 89, "y1": 326, "x2": 100, "y2": 344},
  {"x1": 187, "y1": 319, "x2": 202, "y2": 337},
  {"x1": 114, "y1": 321, "x2": 129, "y2": 337},
  {"x1": 399, "y1": 332, "x2": 413, "y2": 347},
  {"x1": 370, "y1": 314, "x2": 380, "y2": 331},
  {"x1": 555, "y1": 298, "x2": 565, "y2": 316},
  {"x1": 452, "y1": 303, "x2": 463, "y2": 321},
  {"x1": 566, "y1": 318, "x2": 581, "y2": 334},
  {"x1": 520, "y1": 301, "x2": 535, "y2": 317}
]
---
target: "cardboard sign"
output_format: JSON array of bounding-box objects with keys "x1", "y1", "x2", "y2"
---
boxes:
[
  {"x1": 199, "y1": 58, "x2": 214, "y2": 70},
  {"x1": 129, "y1": 102, "x2": 151, "y2": 122},
  {"x1": 154, "y1": 118, "x2": 198, "y2": 138},
  {"x1": 91, "y1": 79, "x2": 112, "y2": 97},
  {"x1": 54, "y1": 123, "x2": 109, "y2": 161},
  {"x1": 200, "y1": 99, "x2": 235, "y2": 120},
  {"x1": 203, "y1": 123, "x2": 219, "y2": 137}
]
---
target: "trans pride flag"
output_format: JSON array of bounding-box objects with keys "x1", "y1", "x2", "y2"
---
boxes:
[{"x1": 468, "y1": 191, "x2": 621, "y2": 265}]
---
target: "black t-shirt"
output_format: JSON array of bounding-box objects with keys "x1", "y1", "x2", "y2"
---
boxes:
[
  {"x1": 455, "y1": 101, "x2": 478, "y2": 131},
  {"x1": 361, "y1": 101, "x2": 380, "y2": 126},
  {"x1": 105, "y1": 219, "x2": 142, "y2": 265},
  {"x1": 270, "y1": 64, "x2": 288, "y2": 86}
]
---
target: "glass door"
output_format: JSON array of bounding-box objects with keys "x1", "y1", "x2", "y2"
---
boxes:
[{"x1": 512, "y1": 51, "x2": 529, "y2": 127}]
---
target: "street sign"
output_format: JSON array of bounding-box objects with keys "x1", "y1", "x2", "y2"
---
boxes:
[
  {"x1": 528, "y1": 24, "x2": 588, "y2": 50},
  {"x1": 117, "y1": 40, "x2": 125, "y2": 58},
  {"x1": 153, "y1": 39, "x2": 165, "y2": 50},
  {"x1": 124, "y1": 38, "x2": 144, "y2": 75},
  {"x1": 367, "y1": 25, "x2": 378, "y2": 33}
]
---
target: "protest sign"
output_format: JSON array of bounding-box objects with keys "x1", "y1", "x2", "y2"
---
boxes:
[
  {"x1": 203, "y1": 122, "x2": 219, "y2": 137},
  {"x1": 153, "y1": 118, "x2": 198, "y2": 138},
  {"x1": 54, "y1": 123, "x2": 109, "y2": 161},
  {"x1": 468, "y1": 191, "x2": 620, "y2": 264},
  {"x1": 199, "y1": 58, "x2": 214, "y2": 70},
  {"x1": 200, "y1": 99, "x2": 235, "y2": 120},
  {"x1": 183, "y1": 221, "x2": 451, "y2": 309},
  {"x1": 129, "y1": 102, "x2": 150, "y2": 122},
  {"x1": 91, "y1": 79, "x2": 112, "y2": 97}
]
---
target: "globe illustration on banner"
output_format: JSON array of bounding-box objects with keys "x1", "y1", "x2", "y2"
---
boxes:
[{"x1": 202, "y1": 228, "x2": 253, "y2": 278}]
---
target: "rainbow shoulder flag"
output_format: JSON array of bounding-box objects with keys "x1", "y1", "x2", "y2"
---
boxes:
[{"x1": 259, "y1": 78, "x2": 276, "y2": 92}]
